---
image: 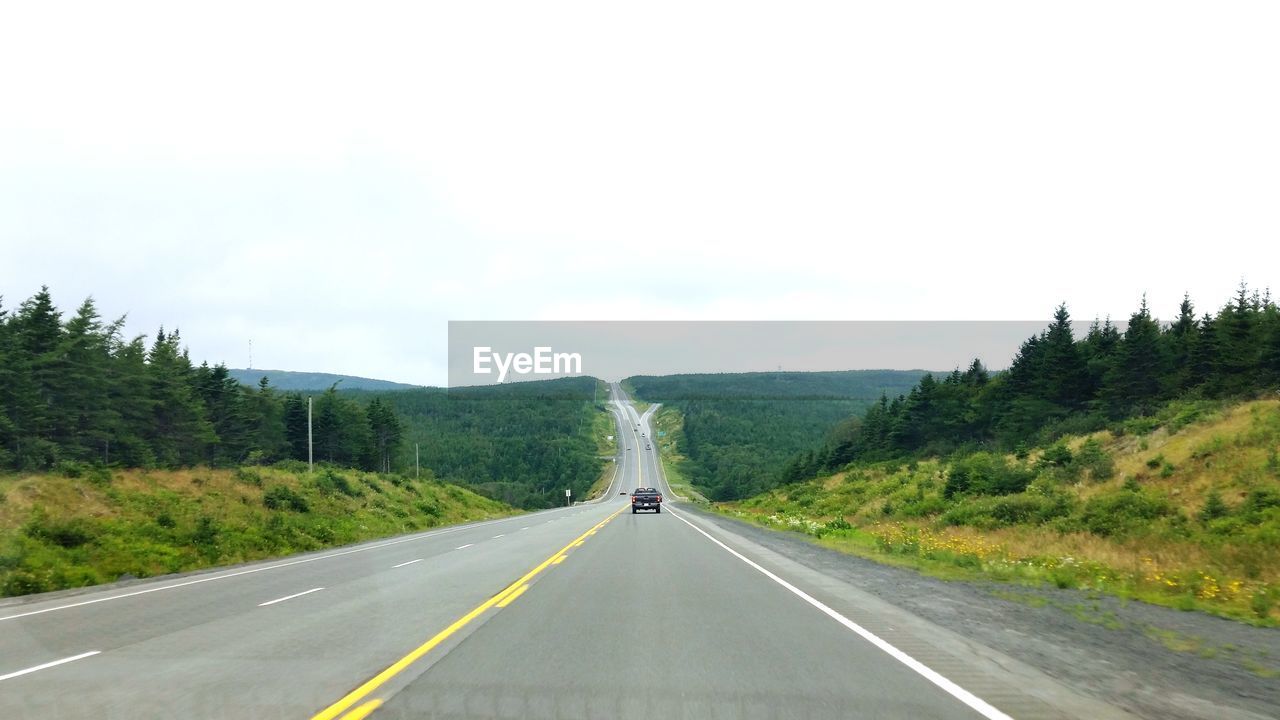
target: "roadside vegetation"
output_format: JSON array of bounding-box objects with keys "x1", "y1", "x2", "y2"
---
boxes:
[
  {"x1": 721, "y1": 398, "x2": 1280, "y2": 623},
  {"x1": 717, "y1": 285, "x2": 1280, "y2": 624},
  {"x1": 0, "y1": 462, "x2": 515, "y2": 598},
  {"x1": 0, "y1": 287, "x2": 607, "y2": 510}
]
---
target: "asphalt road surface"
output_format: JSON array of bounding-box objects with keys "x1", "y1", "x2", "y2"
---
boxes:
[{"x1": 0, "y1": 383, "x2": 1134, "y2": 719}]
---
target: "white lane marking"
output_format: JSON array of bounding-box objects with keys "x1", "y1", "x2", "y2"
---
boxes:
[
  {"x1": 520, "y1": 527, "x2": 530, "y2": 531},
  {"x1": 491, "y1": 534, "x2": 506, "y2": 539},
  {"x1": 392, "y1": 559, "x2": 424, "y2": 568},
  {"x1": 0, "y1": 509, "x2": 573, "y2": 622},
  {"x1": 455, "y1": 544, "x2": 474, "y2": 550},
  {"x1": 667, "y1": 509, "x2": 1013, "y2": 720},
  {"x1": 0, "y1": 651, "x2": 100, "y2": 682},
  {"x1": 258, "y1": 587, "x2": 325, "y2": 607}
]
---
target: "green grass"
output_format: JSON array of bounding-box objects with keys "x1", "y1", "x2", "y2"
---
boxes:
[
  {"x1": 650, "y1": 405, "x2": 708, "y2": 503},
  {"x1": 0, "y1": 464, "x2": 518, "y2": 597},
  {"x1": 713, "y1": 398, "x2": 1280, "y2": 626}
]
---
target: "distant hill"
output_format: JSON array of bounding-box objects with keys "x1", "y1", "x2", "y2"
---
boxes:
[
  {"x1": 228, "y1": 369, "x2": 421, "y2": 392},
  {"x1": 625, "y1": 369, "x2": 931, "y2": 400}
]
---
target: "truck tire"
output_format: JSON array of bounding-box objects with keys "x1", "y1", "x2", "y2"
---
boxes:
[
  {"x1": 632, "y1": 508, "x2": 637, "y2": 514},
  {"x1": 655, "y1": 506, "x2": 661, "y2": 513}
]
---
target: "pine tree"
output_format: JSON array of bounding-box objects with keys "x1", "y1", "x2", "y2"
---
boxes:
[
  {"x1": 1102, "y1": 296, "x2": 1167, "y2": 418},
  {"x1": 1165, "y1": 294, "x2": 1199, "y2": 393}
]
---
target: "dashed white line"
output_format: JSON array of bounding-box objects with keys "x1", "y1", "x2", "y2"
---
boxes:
[
  {"x1": 491, "y1": 534, "x2": 506, "y2": 539},
  {"x1": 258, "y1": 587, "x2": 325, "y2": 607},
  {"x1": 455, "y1": 543, "x2": 474, "y2": 550},
  {"x1": 393, "y1": 559, "x2": 423, "y2": 568},
  {"x1": 520, "y1": 527, "x2": 530, "y2": 531},
  {"x1": 0, "y1": 651, "x2": 100, "y2": 682}
]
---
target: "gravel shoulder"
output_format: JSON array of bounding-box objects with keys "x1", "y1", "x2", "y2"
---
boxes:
[{"x1": 685, "y1": 504, "x2": 1280, "y2": 720}]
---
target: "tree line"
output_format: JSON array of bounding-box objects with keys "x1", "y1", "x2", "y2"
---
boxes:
[
  {"x1": 0, "y1": 287, "x2": 401, "y2": 472},
  {"x1": 786, "y1": 284, "x2": 1280, "y2": 480}
]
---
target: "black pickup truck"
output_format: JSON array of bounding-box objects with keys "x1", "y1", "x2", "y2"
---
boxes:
[{"x1": 631, "y1": 487, "x2": 662, "y2": 514}]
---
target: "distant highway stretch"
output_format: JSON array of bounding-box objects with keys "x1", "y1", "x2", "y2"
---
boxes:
[{"x1": 0, "y1": 384, "x2": 1132, "y2": 719}]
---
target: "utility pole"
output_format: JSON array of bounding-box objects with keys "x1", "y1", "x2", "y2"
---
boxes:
[
  {"x1": 307, "y1": 396, "x2": 314, "y2": 473},
  {"x1": 415, "y1": 442, "x2": 420, "y2": 479}
]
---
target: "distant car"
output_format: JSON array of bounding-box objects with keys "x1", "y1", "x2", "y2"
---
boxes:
[
  {"x1": 631, "y1": 488, "x2": 662, "y2": 513},
  {"x1": 645, "y1": 444, "x2": 650, "y2": 449}
]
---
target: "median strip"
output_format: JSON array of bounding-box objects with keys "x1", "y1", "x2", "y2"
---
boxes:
[{"x1": 310, "y1": 506, "x2": 625, "y2": 720}]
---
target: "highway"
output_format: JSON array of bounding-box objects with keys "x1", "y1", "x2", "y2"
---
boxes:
[{"x1": 0, "y1": 383, "x2": 1132, "y2": 719}]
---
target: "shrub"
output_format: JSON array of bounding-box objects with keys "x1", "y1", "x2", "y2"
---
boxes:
[
  {"x1": 1073, "y1": 438, "x2": 1114, "y2": 481},
  {"x1": 56, "y1": 460, "x2": 86, "y2": 478},
  {"x1": 1079, "y1": 490, "x2": 1174, "y2": 537},
  {"x1": 315, "y1": 468, "x2": 361, "y2": 497},
  {"x1": 263, "y1": 485, "x2": 309, "y2": 512},
  {"x1": 1038, "y1": 442, "x2": 1074, "y2": 469},
  {"x1": 825, "y1": 517, "x2": 853, "y2": 531},
  {"x1": 1198, "y1": 491, "x2": 1229, "y2": 522},
  {"x1": 1242, "y1": 488, "x2": 1280, "y2": 516},
  {"x1": 25, "y1": 515, "x2": 98, "y2": 549},
  {"x1": 945, "y1": 453, "x2": 1034, "y2": 498},
  {"x1": 234, "y1": 468, "x2": 263, "y2": 486}
]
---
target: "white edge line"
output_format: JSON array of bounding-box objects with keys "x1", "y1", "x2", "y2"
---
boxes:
[
  {"x1": 258, "y1": 587, "x2": 325, "y2": 607},
  {"x1": 666, "y1": 508, "x2": 1013, "y2": 720},
  {"x1": 392, "y1": 559, "x2": 423, "y2": 568},
  {"x1": 455, "y1": 543, "x2": 474, "y2": 550},
  {"x1": 0, "y1": 505, "x2": 584, "y2": 622},
  {"x1": 0, "y1": 651, "x2": 101, "y2": 682}
]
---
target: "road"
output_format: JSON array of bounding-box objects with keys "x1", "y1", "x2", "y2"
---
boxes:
[{"x1": 0, "y1": 383, "x2": 1132, "y2": 719}]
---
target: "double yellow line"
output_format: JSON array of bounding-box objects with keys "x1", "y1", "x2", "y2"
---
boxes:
[{"x1": 312, "y1": 506, "x2": 627, "y2": 720}]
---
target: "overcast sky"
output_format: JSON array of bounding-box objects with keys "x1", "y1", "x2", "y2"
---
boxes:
[{"x1": 2, "y1": 2, "x2": 1277, "y2": 385}]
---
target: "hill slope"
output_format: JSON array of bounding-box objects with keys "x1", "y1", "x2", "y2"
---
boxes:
[
  {"x1": 0, "y1": 464, "x2": 514, "y2": 597},
  {"x1": 720, "y1": 398, "x2": 1280, "y2": 623}
]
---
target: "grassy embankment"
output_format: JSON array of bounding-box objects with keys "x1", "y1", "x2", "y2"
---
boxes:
[
  {"x1": 651, "y1": 406, "x2": 708, "y2": 503},
  {"x1": 716, "y1": 399, "x2": 1280, "y2": 625},
  {"x1": 0, "y1": 462, "x2": 516, "y2": 597},
  {"x1": 586, "y1": 390, "x2": 622, "y2": 499}
]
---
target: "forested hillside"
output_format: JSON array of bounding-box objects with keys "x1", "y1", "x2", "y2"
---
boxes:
[
  {"x1": 0, "y1": 288, "x2": 604, "y2": 510},
  {"x1": 371, "y1": 377, "x2": 605, "y2": 509},
  {"x1": 792, "y1": 285, "x2": 1280, "y2": 477},
  {"x1": 627, "y1": 371, "x2": 925, "y2": 500}
]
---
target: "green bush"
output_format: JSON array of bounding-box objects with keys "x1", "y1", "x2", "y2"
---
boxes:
[
  {"x1": 1198, "y1": 490, "x2": 1229, "y2": 522},
  {"x1": 1073, "y1": 438, "x2": 1114, "y2": 481},
  {"x1": 315, "y1": 468, "x2": 361, "y2": 497},
  {"x1": 942, "y1": 493, "x2": 1073, "y2": 529},
  {"x1": 1078, "y1": 490, "x2": 1174, "y2": 537},
  {"x1": 24, "y1": 515, "x2": 98, "y2": 549},
  {"x1": 944, "y1": 453, "x2": 1034, "y2": 498},
  {"x1": 263, "y1": 485, "x2": 309, "y2": 512}
]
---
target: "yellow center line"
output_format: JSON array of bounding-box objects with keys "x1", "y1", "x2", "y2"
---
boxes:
[
  {"x1": 338, "y1": 699, "x2": 383, "y2": 720},
  {"x1": 495, "y1": 583, "x2": 529, "y2": 608},
  {"x1": 310, "y1": 506, "x2": 625, "y2": 720}
]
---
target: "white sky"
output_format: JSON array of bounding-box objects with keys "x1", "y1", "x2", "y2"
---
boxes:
[{"x1": 2, "y1": 1, "x2": 1277, "y2": 385}]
